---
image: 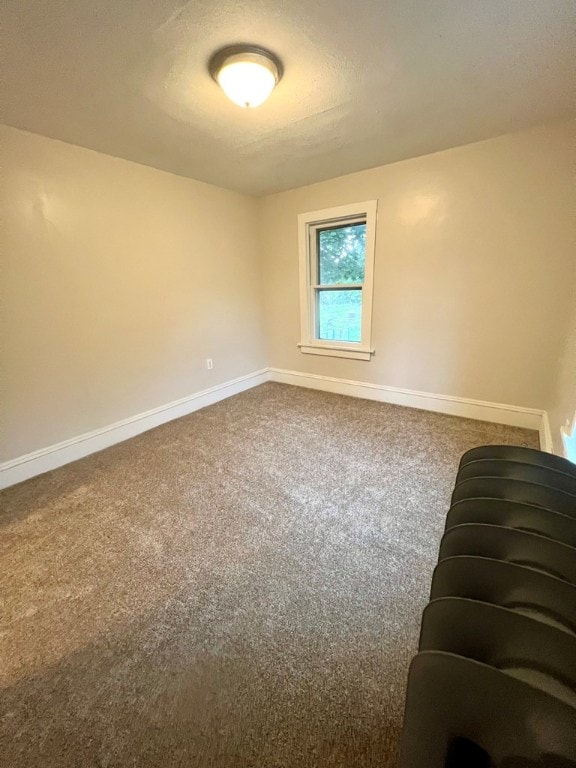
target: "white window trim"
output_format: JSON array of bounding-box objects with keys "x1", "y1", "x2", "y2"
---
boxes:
[{"x1": 298, "y1": 200, "x2": 377, "y2": 361}]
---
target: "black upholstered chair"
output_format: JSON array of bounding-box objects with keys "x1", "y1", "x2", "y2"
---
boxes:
[
  {"x1": 431, "y1": 556, "x2": 576, "y2": 635},
  {"x1": 452, "y1": 477, "x2": 576, "y2": 518},
  {"x1": 457, "y1": 459, "x2": 576, "y2": 496},
  {"x1": 399, "y1": 446, "x2": 576, "y2": 768},
  {"x1": 438, "y1": 524, "x2": 576, "y2": 585},
  {"x1": 459, "y1": 445, "x2": 576, "y2": 480},
  {"x1": 399, "y1": 651, "x2": 576, "y2": 767},
  {"x1": 445, "y1": 498, "x2": 576, "y2": 548},
  {"x1": 419, "y1": 598, "x2": 576, "y2": 693}
]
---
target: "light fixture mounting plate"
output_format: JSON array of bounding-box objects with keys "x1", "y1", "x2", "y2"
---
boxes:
[{"x1": 208, "y1": 44, "x2": 283, "y2": 83}]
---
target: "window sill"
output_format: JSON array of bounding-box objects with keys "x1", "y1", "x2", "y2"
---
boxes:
[{"x1": 298, "y1": 343, "x2": 374, "y2": 361}]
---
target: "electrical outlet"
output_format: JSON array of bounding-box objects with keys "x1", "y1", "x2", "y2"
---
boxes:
[{"x1": 206, "y1": 358, "x2": 213, "y2": 370}]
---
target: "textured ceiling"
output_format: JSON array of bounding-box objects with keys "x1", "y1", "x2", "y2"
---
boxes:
[{"x1": 2, "y1": 0, "x2": 575, "y2": 195}]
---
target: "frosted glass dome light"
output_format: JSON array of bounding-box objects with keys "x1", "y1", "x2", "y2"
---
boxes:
[{"x1": 209, "y1": 46, "x2": 282, "y2": 108}]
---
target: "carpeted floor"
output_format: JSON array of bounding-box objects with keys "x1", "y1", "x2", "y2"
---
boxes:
[{"x1": 0, "y1": 382, "x2": 539, "y2": 768}]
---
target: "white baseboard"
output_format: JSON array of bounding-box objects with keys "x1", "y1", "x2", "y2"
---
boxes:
[
  {"x1": 269, "y1": 367, "x2": 547, "y2": 438},
  {"x1": 0, "y1": 369, "x2": 269, "y2": 490},
  {"x1": 1, "y1": 366, "x2": 553, "y2": 490}
]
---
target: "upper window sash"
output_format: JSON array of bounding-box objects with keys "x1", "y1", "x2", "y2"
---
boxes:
[{"x1": 311, "y1": 216, "x2": 367, "y2": 287}]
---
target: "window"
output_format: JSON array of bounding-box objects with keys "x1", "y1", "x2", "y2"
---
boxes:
[
  {"x1": 562, "y1": 410, "x2": 576, "y2": 464},
  {"x1": 298, "y1": 200, "x2": 377, "y2": 360}
]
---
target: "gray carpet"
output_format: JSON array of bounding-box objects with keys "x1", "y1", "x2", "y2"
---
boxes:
[{"x1": 0, "y1": 382, "x2": 539, "y2": 767}]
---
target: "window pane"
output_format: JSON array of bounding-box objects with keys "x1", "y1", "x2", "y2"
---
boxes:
[
  {"x1": 318, "y1": 223, "x2": 366, "y2": 285},
  {"x1": 317, "y1": 290, "x2": 362, "y2": 342}
]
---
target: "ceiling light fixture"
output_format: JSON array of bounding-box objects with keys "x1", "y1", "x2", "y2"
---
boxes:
[{"x1": 209, "y1": 45, "x2": 283, "y2": 108}]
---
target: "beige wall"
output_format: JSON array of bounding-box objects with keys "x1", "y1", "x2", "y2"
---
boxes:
[
  {"x1": 260, "y1": 121, "x2": 575, "y2": 419},
  {"x1": 2, "y1": 120, "x2": 574, "y2": 465},
  {"x1": 0, "y1": 126, "x2": 266, "y2": 461}
]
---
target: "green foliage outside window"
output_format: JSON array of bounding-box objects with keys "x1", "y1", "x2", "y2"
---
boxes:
[{"x1": 318, "y1": 224, "x2": 366, "y2": 284}]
